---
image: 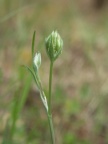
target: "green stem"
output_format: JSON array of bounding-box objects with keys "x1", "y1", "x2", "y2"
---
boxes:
[
  {"x1": 47, "y1": 114, "x2": 55, "y2": 144},
  {"x1": 34, "y1": 62, "x2": 55, "y2": 144},
  {"x1": 48, "y1": 62, "x2": 53, "y2": 113},
  {"x1": 35, "y1": 73, "x2": 55, "y2": 144},
  {"x1": 48, "y1": 62, "x2": 55, "y2": 144}
]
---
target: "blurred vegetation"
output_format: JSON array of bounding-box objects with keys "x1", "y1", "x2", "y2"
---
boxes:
[{"x1": 0, "y1": 0, "x2": 108, "y2": 144}]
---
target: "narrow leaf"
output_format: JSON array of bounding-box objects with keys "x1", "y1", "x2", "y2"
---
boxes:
[
  {"x1": 22, "y1": 65, "x2": 38, "y2": 85},
  {"x1": 32, "y1": 31, "x2": 36, "y2": 60}
]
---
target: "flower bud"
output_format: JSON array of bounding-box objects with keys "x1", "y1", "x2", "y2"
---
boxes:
[
  {"x1": 33, "y1": 52, "x2": 41, "y2": 72},
  {"x1": 45, "y1": 31, "x2": 63, "y2": 62}
]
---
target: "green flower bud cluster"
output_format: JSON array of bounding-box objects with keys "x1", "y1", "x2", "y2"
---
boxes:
[{"x1": 45, "y1": 31, "x2": 63, "y2": 62}]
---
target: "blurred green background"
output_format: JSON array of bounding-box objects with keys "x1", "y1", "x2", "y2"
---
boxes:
[{"x1": 0, "y1": 0, "x2": 108, "y2": 144}]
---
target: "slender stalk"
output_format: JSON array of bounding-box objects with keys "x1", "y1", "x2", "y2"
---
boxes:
[
  {"x1": 35, "y1": 68, "x2": 55, "y2": 144},
  {"x1": 47, "y1": 113, "x2": 55, "y2": 144},
  {"x1": 48, "y1": 62, "x2": 53, "y2": 113},
  {"x1": 48, "y1": 61, "x2": 55, "y2": 144}
]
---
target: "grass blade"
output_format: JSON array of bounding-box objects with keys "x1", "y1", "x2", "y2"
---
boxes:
[
  {"x1": 22, "y1": 65, "x2": 38, "y2": 86},
  {"x1": 32, "y1": 31, "x2": 36, "y2": 60}
]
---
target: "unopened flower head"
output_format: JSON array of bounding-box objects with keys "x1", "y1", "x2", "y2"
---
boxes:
[
  {"x1": 45, "y1": 31, "x2": 63, "y2": 62},
  {"x1": 33, "y1": 52, "x2": 41, "y2": 72}
]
